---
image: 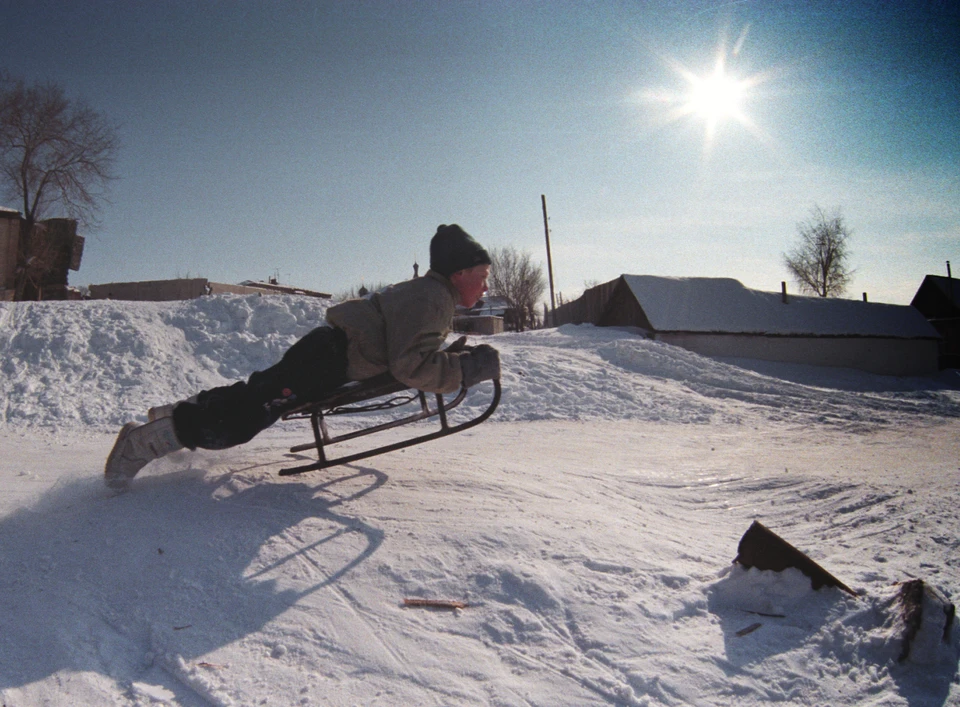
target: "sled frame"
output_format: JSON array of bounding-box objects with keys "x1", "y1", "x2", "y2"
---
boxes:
[{"x1": 279, "y1": 372, "x2": 501, "y2": 475}]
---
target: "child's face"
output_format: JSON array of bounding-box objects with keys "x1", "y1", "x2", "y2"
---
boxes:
[{"x1": 451, "y1": 264, "x2": 490, "y2": 308}]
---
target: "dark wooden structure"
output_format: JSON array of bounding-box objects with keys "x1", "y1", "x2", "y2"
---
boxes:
[
  {"x1": 911, "y1": 273, "x2": 960, "y2": 369},
  {"x1": 734, "y1": 521, "x2": 856, "y2": 596},
  {"x1": 0, "y1": 213, "x2": 83, "y2": 301}
]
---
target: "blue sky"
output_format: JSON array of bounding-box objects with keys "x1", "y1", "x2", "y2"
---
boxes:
[{"x1": 2, "y1": 0, "x2": 957, "y2": 304}]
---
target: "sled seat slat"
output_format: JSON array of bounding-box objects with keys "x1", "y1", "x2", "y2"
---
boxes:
[{"x1": 284, "y1": 371, "x2": 414, "y2": 415}]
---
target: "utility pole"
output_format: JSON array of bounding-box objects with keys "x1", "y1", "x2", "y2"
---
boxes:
[{"x1": 541, "y1": 194, "x2": 556, "y2": 324}]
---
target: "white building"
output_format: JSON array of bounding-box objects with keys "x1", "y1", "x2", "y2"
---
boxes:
[{"x1": 553, "y1": 275, "x2": 941, "y2": 377}]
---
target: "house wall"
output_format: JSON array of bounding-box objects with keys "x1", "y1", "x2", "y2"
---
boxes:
[
  {"x1": 657, "y1": 332, "x2": 940, "y2": 377},
  {"x1": 926, "y1": 319, "x2": 960, "y2": 368},
  {"x1": 88, "y1": 278, "x2": 305, "y2": 301},
  {"x1": 0, "y1": 212, "x2": 19, "y2": 300},
  {"x1": 90, "y1": 279, "x2": 211, "y2": 301},
  {"x1": 207, "y1": 282, "x2": 281, "y2": 297},
  {"x1": 453, "y1": 315, "x2": 504, "y2": 336},
  {"x1": 910, "y1": 276, "x2": 960, "y2": 368},
  {"x1": 911, "y1": 276, "x2": 960, "y2": 320},
  {"x1": 597, "y1": 278, "x2": 653, "y2": 330}
]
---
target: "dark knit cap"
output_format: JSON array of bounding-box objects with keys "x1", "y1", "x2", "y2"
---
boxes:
[{"x1": 429, "y1": 224, "x2": 491, "y2": 277}]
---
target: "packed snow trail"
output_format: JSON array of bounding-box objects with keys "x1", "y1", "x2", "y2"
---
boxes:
[{"x1": 1, "y1": 421, "x2": 958, "y2": 706}]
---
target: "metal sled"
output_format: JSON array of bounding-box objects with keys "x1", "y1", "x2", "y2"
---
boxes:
[{"x1": 278, "y1": 372, "x2": 501, "y2": 475}]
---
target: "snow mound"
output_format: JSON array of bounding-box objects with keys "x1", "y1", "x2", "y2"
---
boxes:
[{"x1": 2, "y1": 297, "x2": 959, "y2": 431}]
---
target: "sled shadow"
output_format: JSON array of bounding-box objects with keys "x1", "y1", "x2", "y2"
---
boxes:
[{"x1": 0, "y1": 461, "x2": 387, "y2": 703}]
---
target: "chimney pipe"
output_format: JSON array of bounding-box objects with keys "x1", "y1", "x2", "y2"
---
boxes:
[
  {"x1": 949, "y1": 261, "x2": 954, "y2": 304},
  {"x1": 781, "y1": 281, "x2": 788, "y2": 304},
  {"x1": 862, "y1": 292, "x2": 868, "y2": 302}
]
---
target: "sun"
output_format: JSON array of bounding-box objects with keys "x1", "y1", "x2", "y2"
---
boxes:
[
  {"x1": 684, "y1": 59, "x2": 747, "y2": 130},
  {"x1": 675, "y1": 55, "x2": 754, "y2": 143}
]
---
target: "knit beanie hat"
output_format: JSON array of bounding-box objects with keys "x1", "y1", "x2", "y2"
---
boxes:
[{"x1": 429, "y1": 224, "x2": 491, "y2": 278}]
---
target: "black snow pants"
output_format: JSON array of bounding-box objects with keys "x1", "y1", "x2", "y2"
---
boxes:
[{"x1": 173, "y1": 326, "x2": 349, "y2": 450}]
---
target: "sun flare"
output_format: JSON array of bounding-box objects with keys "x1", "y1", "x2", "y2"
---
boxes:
[{"x1": 640, "y1": 29, "x2": 769, "y2": 152}]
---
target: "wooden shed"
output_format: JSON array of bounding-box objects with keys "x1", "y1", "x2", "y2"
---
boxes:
[
  {"x1": 0, "y1": 208, "x2": 19, "y2": 300},
  {"x1": 911, "y1": 273, "x2": 960, "y2": 369}
]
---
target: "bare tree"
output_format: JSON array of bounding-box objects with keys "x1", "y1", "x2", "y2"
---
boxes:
[
  {"x1": 0, "y1": 73, "x2": 118, "y2": 299},
  {"x1": 488, "y1": 246, "x2": 546, "y2": 331},
  {"x1": 783, "y1": 206, "x2": 854, "y2": 298}
]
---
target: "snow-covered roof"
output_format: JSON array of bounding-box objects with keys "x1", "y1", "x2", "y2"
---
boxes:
[{"x1": 621, "y1": 275, "x2": 939, "y2": 338}]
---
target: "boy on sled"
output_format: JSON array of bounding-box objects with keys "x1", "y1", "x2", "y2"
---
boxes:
[{"x1": 104, "y1": 224, "x2": 501, "y2": 489}]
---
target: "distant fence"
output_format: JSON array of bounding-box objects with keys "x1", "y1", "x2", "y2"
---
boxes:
[{"x1": 552, "y1": 278, "x2": 619, "y2": 326}]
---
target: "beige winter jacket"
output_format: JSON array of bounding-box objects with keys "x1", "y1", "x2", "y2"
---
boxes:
[{"x1": 325, "y1": 270, "x2": 464, "y2": 393}]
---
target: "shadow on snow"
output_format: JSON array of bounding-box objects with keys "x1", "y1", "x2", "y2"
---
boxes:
[{"x1": 0, "y1": 460, "x2": 387, "y2": 702}]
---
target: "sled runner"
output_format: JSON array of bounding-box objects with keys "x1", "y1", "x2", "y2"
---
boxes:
[{"x1": 279, "y1": 372, "x2": 501, "y2": 475}]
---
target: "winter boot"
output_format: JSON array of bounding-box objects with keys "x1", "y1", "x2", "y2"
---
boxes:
[
  {"x1": 147, "y1": 395, "x2": 199, "y2": 422},
  {"x1": 104, "y1": 417, "x2": 184, "y2": 489}
]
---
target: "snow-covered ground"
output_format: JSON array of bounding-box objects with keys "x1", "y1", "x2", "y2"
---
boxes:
[{"x1": 1, "y1": 295, "x2": 959, "y2": 706}]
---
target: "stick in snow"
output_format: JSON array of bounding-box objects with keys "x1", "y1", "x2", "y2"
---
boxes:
[{"x1": 402, "y1": 598, "x2": 468, "y2": 610}]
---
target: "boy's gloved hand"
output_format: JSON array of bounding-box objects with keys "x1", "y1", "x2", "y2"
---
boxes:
[
  {"x1": 459, "y1": 344, "x2": 501, "y2": 388},
  {"x1": 444, "y1": 335, "x2": 471, "y2": 354}
]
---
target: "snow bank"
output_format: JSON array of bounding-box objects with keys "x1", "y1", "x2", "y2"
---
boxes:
[
  {"x1": 0, "y1": 296, "x2": 330, "y2": 428},
  {"x1": 1, "y1": 297, "x2": 958, "y2": 431}
]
